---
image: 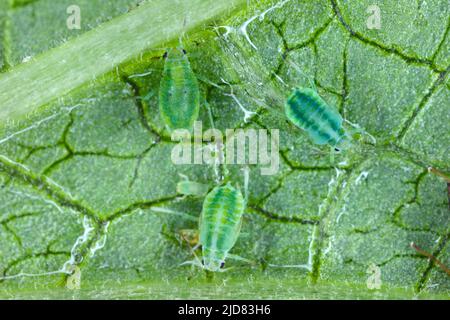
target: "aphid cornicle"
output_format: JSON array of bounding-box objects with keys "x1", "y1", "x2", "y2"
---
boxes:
[
  {"x1": 159, "y1": 48, "x2": 200, "y2": 132},
  {"x1": 199, "y1": 183, "x2": 245, "y2": 272},
  {"x1": 285, "y1": 87, "x2": 349, "y2": 151}
]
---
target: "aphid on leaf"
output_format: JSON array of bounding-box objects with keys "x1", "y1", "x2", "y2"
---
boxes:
[
  {"x1": 167, "y1": 165, "x2": 251, "y2": 272},
  {"x1": 159, "y1": 48, "x2": 200, "y2": 132},
  {"x1": 285, "y1": 87, "x2": 350, "y2": 152},
  {"x1": 197, "y1": 183, "x2": 246, "y2": 272},
  {"x1": 215, "y1": 18, "x2": 375, "y2": 156},
  {"x1": 174, "y1": 177, "x2": 249, "y2": 272}
]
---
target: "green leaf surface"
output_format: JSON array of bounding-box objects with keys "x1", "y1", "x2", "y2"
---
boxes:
[{"x1": 0, "y1": 0, "x2": 449, "y2": 299}]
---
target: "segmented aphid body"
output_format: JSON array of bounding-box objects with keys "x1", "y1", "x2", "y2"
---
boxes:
[
  {"x1": 159, "y1": 48, "x2": 200, "y2": 132},
  {"x1": 285, "y1": 87, "x2": 349, "y2": 150},
  {"x1": 199, "y1": 183, "x2": 245, "y2": 272}
]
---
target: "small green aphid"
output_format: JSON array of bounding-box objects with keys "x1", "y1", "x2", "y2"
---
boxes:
[
  {"x1": 285, "y1": 87, "x2": 349, "y2": 152},
  {"x1": 176, "y1": 180, "x2": 210, "y2": 198},
  {"x1": 159, "y1": 48, "x2": 200, "y2": 132}
]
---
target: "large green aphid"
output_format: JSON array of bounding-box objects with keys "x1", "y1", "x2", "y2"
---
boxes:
[
  {"x1": 175, "y1": 176, "x2": 248, "y2": 272},
  {"x1": 174, "y1": 164, "x2": 250, "y2": 272},
  {"x1": 285, "y1": 87, "x2": 350, "y2": 152},
  {"x1": 159, "y1": 48, "x2": 200, "y2": 132}
]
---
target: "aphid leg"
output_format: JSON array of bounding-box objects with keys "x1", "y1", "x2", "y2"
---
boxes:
[
  {"x1": 180, "y1": 235, "x2": 205, "y2": 270},
  {"x1": 177, "y1": 229, "x2": 200, "y2": 247},
  {"x1": 410, "y1": 242, "x2": 450, "y2": 276},
  {"x1": 150, "y1": 207, "x2": 198, "y2": 222},
  {"x1": 180, "y1": 259, "x2": 203, "y2": 268},
  {"x1": 227, "y1": 253, "x2": 256, "y2": 265},
  {"x1": 128, "y1": 70, "x2": 154, "y2": 79},
  {"x1": 215, "y1": 253, "x2": 257, "y2": 272}
]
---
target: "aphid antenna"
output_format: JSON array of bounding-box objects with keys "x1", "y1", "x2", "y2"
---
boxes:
[
  {"x1": 272, "y1": 71, "x2": 289, "y2": 88},
  {"x1": 283, "y1": 57, "x2": 317, "y2": 92},
  {"x1": 196, "y1": 75, "x2": 223, "y2": 90},
  {"x1": 150, "y1": 206, "x2": 198, "y2": 222},
  {"x1": 0, "y1": 270, "x2": 69, "y2": 281},
  {"x1": 243, "y1": 90, "x2": 287, "y2": 123},
  {"x1": 178, "y1": 173, "x2": 189, "y2": 181},
  {"x1": 178, "y1": 16, "x2": 188, "y2": 50},
  {"x1": 179, "y1": 259, "x2": 203, "y2": 269}
]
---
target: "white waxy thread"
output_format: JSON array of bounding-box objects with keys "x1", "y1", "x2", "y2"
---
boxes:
[
  {"x1": 268, "y1": 225, "x2": 317, "y2": 271},
  {"x1": 239, "y1": 0, "x2": 291, "y2": 50},
  {"x1": 221, "y1": 78, "x2": 256, "y2": 122},
  {"x1": 355, "y1": 171, "x2": 369, "y2": 185},
  {"x1": 0, "y1": 104, "x2": 82, "y2": 146}
]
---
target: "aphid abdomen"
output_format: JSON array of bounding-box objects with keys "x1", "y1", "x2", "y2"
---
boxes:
[
  {"x1": 159, "y1": 50, "x2": 200, "y2": 132},
  {"x1": 285, "y1": 88, "x2": 345, "y2": 146},
  {"x1": 199, "y1": 184, "x2": 245, "y2": 271}
]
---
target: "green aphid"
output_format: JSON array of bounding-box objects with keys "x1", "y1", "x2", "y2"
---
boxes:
[
  {"x1": 176, "y1": 180, "x2": 210, "y2": 197},
  {"x1": 174, "y1": 169, "x2": 250, "y2": 272},
  {"x1": 216, "y1": 28, "x2": 374, "y2": 152},
  {"x1": 176, "y1": 181, "x2": 246, "y2": 272},
  {"x1": 159, "y1": 48, "x2": 200, "y2": 132},
  {"x1": 199, "y1": 183, "x2": 245, "y2": 272},
  {"x1": 285, "y1": 87, "x2": 350, "y2": 152}
]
